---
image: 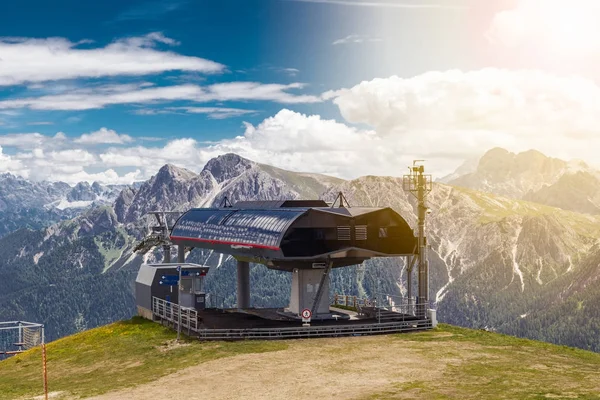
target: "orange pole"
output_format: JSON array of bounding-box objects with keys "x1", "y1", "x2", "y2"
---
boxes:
[{"x1": 42, "y1": 344, "x2": 48, "y2": 400}]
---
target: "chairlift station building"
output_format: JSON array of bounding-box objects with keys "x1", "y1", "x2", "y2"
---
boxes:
[{"x1": 135, "y1": 165, "x2": 435, "y2": 339}]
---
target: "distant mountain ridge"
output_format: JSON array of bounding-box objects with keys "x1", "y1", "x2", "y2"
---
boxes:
[
  {"x1": 0, "y1": 173, "x2": 130, "y2": 237},
  {"x1": 448, "y1": 147, "x2": 600, "y2": 215}
]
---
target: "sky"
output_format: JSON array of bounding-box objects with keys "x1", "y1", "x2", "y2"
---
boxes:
[{"x1": 1, "y1": 0, "x2": 600, "y2": 184}]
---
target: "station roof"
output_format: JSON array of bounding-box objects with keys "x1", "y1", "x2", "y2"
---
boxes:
[{"x1": 170, "y1": 208, "x2": 306, "y2": 250}]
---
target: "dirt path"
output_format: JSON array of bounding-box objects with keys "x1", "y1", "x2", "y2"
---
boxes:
[{"x1": 87, "y1": 336, "x2": 456, "y2": 400}]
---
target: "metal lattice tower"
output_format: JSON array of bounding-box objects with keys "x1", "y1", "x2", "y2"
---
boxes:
[{"x1": 403, "y1": 161, "x2": 432, "y2": 318}]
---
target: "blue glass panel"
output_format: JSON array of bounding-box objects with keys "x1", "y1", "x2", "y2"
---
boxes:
[{"x1": 171, "y1": 208, "x2": 305, "y2": 248}]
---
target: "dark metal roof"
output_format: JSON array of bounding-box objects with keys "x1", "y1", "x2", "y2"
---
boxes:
[
  {"x1": 233, "y1": 200, "x2": 329, "y2": 209},
  {"x1": 171, "y1": 208, "x2": 306, "y2": 250},
  {"x1": 311, "y1": 207, "x2": 384, "y2": 217}
]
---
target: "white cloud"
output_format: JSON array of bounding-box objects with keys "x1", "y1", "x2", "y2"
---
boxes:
[
  {"x1": 325, "y1": 69, "x2": 600, "y2": 165},
  {"x1": 3, "y1": 68, "x2": 600, "y2": 185},
  {"x1": 74, "y1": 128, "x2": 133, "y2": 145},
  {"x1": 174, "y1": 107, "x2": 257, "y2": 119},
  {"x1": 0, "y1": 133, "x2": 49, "y2": 149},
  {"x1": 98, "y1": 110, "x2": 402, "y2": 179},
  {"x1": 0, "y1": 32, "x2": 224, "y2": 86},
  {"x1": 0, "y1": 82, "x2": 321, "y2": 111},
  {"x1": 488, "y1": 0, "x2": 600, "y2": 55},
  {"x1": 332, "y1": 34, "x2": 383, "y2": 45}
]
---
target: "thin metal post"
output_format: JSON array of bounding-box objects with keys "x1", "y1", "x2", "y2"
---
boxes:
[
  {"x1": 177, "y1": 265, "x2": 182, "y2": 342},
  {"x1": 42, "y1": 341, "x2": 48, "y2": 400}
]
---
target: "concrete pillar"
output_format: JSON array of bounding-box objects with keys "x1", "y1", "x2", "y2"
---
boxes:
[
  {"x1": 237, "y1": 260, "x2": 250, "y2": 309},
  {"x1": 177, "y1": 245, "x2": 185, "y2": 263},
  {"x1": 163, "y1": 245, "x2": 171, "y2": 263},
  {"x1": 288, "y1": 268, "x2": 330, "y2": 316}
]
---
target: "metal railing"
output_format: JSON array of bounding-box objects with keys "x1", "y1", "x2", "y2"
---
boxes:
[
  {"x1": 332, "y1": 294, "x2": 377, "y2": 310},
  {"x1": 196, "y1": 319, "x2": 432, "y2": 340},
  {"x1": 333, "y1": 293, "x2": 435, "y2": 321},
  {"x1": 152, "y1": 297, "x2": 199, "y2": 333}
]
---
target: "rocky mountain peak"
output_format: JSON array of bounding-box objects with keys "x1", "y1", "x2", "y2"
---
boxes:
[
  {"x1": 202, "y1": 153, "x2": 254, "y2": 183},
  {"x1": 155, "y1": 164, "x2": 197, "y2": 184},
  {"x1": 67, "y1": 182, "x2": 95, "y2": 202}
]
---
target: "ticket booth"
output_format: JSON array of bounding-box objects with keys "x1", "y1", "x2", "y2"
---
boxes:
[{"x1": 178, "y1": 267, "x2": 208, "y2": 310}]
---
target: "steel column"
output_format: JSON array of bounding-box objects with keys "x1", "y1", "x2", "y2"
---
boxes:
[
  {"x1": 237, "y1": 260, "x2": 250, "y2": 309},
  {"x1": 177, "y1": 245, "x2": 185, "y2": 263},
  {"x1": 163, "y1": 245, "x2": 171, "y2": 263},
  {"x1": 417, "y1": 170, "x2": 429, "y2": 318}
]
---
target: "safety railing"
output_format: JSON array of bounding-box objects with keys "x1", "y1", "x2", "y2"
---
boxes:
[
  {"x1": 332, "y1": 294, "x2": 376, "y2": 310},
  {"x1": 196, "y1": 319, "x2": 432, "y2": 340},
  {"x1": 152, "y1": 296, "x2": 199, "y2": 333},
  {"x1": 333, "y1": 293, "x2": 435, "y2": 321}
]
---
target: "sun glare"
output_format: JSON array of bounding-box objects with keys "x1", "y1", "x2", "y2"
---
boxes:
[{"x1": 492, "y1": 0, "x2": 600, "y2": 56}]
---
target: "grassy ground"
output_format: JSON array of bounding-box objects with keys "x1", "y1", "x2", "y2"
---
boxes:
[
  {"x1": 0, "y1": 321, "x2": 598, "y2": 400},
  {"x1": 0, "y1": 317, "x2": 286, "y2": 399},
  {"x1": 368, "y1": 325, "x2": 600, "y2": 399}
]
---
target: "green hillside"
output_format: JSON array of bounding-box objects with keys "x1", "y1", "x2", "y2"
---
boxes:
[{"x1": 0, "y1": 318, "x2": 599, "y2": 400}]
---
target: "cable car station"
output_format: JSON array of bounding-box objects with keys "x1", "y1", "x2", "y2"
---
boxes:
[{"x1": 135, "y1": 163, "x2": 435, "y2": 340}]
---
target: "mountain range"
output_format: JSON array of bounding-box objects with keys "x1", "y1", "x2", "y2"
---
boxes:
[
  {"x1": 0, "y1": 173, "x2": 130, "y2": 238},
  {"x1": 0, "y1": 149, "x2": 598, "y2": 351}
]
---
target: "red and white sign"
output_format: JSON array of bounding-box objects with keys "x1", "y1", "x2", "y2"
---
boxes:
[{"x1": 301, "y1": 308, "x2": 312, "y2": 322}]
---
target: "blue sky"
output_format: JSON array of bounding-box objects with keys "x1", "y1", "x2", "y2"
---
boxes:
[{"x1": 1, "y1": 0, "x2": 600, "y2": 184}]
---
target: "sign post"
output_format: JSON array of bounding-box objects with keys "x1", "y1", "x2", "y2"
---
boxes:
[
  {"x1": 42, "y1": 343, "x2": 48, "y2": 400},
  {"x1": 301, "y1": 308, "x2": 312, "y2": 327},
  {"x1": 177, "y1": 265, "x2": 182, "y2": 342}
]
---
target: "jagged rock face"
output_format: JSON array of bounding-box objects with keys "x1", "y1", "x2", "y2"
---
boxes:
[
  {"x1": 114, "y1": 187, "x2": 137, "y2": 223},
  {"x1": 202, "y1": 153, "x2": 254, "y2": 183},
  {"x1": 448, "y1": 148, "x2": 600, "y2": 215},
  {"x1": 524, "y1": 171, "x2": 600, "y2": 215},
  {"x1": 67, "y1": 182, "x2": 96, "y2": 202},
  {"x1": 120, "y1": 154, "x2": 340, "y2": 223},
  {"x1": 450, "y1": 148, "x2": 570, "y2": 198},
  {"x1": 0, "y1": 173, "x2": 68, "y2": 210},
  {"x1": 122, "y1": 164, "x2": 215, "y2": 223}
]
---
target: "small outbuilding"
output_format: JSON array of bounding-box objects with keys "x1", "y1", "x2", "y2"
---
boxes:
[{"x1": 135, "y1": 263, "x2": 210, "y2": 320}]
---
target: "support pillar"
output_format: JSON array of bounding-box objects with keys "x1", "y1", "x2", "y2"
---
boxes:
[
  {"x1": 177, "y1": 245, "x2": 185, "y2": 263},
  {"x1": 288, "y1": 268, "x2": 330, "y2": 316},
  {"x1": 237, "y1": 260, "x2": 250, "y2": 309},
  {"x1": 406, "y1": 255, "x2": 414, "y2": 315},
  {"x1": 163, "y1": 245, "x2": 171, "y2": 263}
]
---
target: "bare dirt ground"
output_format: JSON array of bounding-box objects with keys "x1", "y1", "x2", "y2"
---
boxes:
[{"x1": 86, "y1": 335, "x2": 458, "y2": 400}]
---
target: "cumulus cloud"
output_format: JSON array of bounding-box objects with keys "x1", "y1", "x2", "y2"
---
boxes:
[
  {"x1": 98, "y1": 110, "x2": 404, "y2": 179},
  {"x1": 74, "y1": 128, "x2": 133, "y2": 145},
  {"x1": 325, "y1": 68, "x2": 600, "y2": 165},
  {"x1": 2, "y1": 68, "x2": 600, "y2": 184},
  {"x1": 0, "y1": 82, "x2": 321, "y2": 111},
  {"x1": 0, "y1": 32, "x2": 223, "y2": 86}
]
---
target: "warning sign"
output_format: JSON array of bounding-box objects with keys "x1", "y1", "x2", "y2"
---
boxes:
[{"x1": 301, "y1": 308, "x2": 312, "y2": 322}]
